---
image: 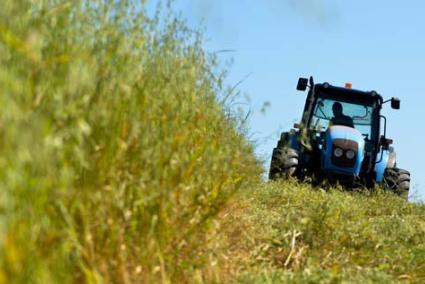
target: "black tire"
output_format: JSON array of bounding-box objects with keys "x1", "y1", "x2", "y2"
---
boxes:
[
  {"x1": 383, "y1": 168, "x2": 410, "y2": 199},
  {"x1": 269, "y1": 147, "x2": 299, "y2": 180}
]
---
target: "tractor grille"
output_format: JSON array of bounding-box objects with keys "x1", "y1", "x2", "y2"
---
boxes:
[{"x1": 331, "y1": 139, "x2": 358, "y2": 168}]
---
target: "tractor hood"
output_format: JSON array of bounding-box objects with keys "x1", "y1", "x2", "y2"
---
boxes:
[{"x1": 322, "y1": 126, "x2": 365, "y2": 176}]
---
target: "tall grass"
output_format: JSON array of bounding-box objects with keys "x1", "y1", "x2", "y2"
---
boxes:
[{"x1": 0, "y1": 1, "x2": 260, "y2": 282}]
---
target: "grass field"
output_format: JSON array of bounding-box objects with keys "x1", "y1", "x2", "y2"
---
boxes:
[
  {"x1": 1, "y1": 1, "x2": 424, "y2": 283},
  {"x1": 213, "y1": 181, "x2": 425, "y2": 283}
]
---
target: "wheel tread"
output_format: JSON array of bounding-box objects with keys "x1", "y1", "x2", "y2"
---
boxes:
[
  {"x1": 383, "y1": 167, "x2": 410, "y2": 199},
  {"x1": 269, "y1": 147, "x2": 299, "y2": 180}
]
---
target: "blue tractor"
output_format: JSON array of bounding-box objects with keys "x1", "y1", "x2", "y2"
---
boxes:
[{"x1": 269, "y1": 77, "x2": 410, "y2": 198}]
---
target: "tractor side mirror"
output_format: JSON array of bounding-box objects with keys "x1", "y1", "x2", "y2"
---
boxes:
[
  {"x1": 391, "y1": 97, "x2": 400, "y2": 110},
  {"x1": 297, "y1": 78, "x2": 308, "y2": 91},
  {"x1": 380, "y1": 135, "x2": 393, "y2": 150}
]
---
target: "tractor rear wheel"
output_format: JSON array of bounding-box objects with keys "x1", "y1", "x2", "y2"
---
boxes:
[
  {"x1": 269, "y1": 147, "x2": 299, "y2": 180},
  {"x1": 383, "y1": 168, "x2": 410, "y2": 199}
]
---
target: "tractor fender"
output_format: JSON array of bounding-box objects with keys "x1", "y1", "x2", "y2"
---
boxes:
[
  {"x1": 375, "y1": 149, "x2": 396, "y2": 183},
  {"x1": 278, "y1": 130, "x2": 300, "y2": 151},
  {"x1": 387, "y1": 150, "x2": 397, "y2": 168}
]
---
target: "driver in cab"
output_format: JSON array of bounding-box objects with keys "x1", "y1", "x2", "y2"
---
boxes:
[{"x1": 330, "y1": 102, "x2": 354, "y2": 128}]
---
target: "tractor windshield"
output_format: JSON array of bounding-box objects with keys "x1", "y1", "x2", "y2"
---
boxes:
[{"x1": 310, "y1": 98, "x2": 373, "y2": 138}]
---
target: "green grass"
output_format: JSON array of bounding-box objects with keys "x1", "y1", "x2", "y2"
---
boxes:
[
  {"x1": 0, "y1": 1, "x2": 260, "y2": 282},
  {"x1": 1, "y1": 1, "x2": 425, "y2": 283},
  {"x1": 214, "y1": 180, "x2": 425, "y2": 283}
]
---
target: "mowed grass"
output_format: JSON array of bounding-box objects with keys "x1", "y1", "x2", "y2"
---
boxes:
[
  {"x1": 1, "y1": 1, "x2": 425, "y2": 284},
  {"x1": 214, "y1": 180, "x2": 425, "y2": 283}
]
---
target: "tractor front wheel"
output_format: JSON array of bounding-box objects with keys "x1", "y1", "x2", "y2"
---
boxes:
[
  {"x1": 269, "y1": 147, "x2": 299, "y2": 180},
  {"x1": 383, "y1": 168, "x2": 410, "y2": 199}
]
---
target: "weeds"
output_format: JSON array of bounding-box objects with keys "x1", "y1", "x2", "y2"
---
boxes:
[{"x1": 0, "y1": 1, "x2": 260, "y2": 282}]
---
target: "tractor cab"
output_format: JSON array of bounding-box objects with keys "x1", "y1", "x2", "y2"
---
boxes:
[
  {"x1": 269, "y1": 77, "x2": 410, "y2": 198},
  {"x1": 305, "y1": 85, "x2": 380, "y2": 141}
]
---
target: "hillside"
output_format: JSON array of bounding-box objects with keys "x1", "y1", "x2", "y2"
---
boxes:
[
  {"x1": 1, "y1": 1, "x2": 425, "y2": 284},
  {"x1": 213, "y1": 181, "x2": 425, "y2": 283}
]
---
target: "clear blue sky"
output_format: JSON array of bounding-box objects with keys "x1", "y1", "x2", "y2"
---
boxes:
[{"x1": 150, "y1": 1, "x2": 425, "y2": 200}]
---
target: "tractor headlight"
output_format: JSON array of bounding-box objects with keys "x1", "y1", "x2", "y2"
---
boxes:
[
  {"x1": 333, "y1": 148, "x2": 343, "y2": 158},
  {"x1": 346, "y1": 150, "x2": 356, "y2": 160}
]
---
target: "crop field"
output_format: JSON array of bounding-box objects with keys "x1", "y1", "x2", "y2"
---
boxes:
[{"x1": 1, "y1": 1, "x2": 424, "y2": 283}]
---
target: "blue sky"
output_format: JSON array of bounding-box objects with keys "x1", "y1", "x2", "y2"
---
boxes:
[{"x1": 151, "y1": 1, "x2": 425, "y2": 200}]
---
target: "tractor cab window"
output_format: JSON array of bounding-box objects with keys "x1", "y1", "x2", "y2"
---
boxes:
[{"x1": 309, "y1": 98, "x2": 373, "y2": 139}]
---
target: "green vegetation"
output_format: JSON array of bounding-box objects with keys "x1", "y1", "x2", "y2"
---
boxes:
[
  {"x1": 0, "y1": 1, "x2": 259, "y2": 282},
  {"x1": 1, "y1": 1, "x2": 425, "y2": 283},
  {"x1": 215, "y1": 181, "x2": 425, "y2": 283}
]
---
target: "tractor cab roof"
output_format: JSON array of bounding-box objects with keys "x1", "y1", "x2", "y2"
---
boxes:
[{"x1": 314, "y1": 83, "x2": 384, "y2": 107}]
